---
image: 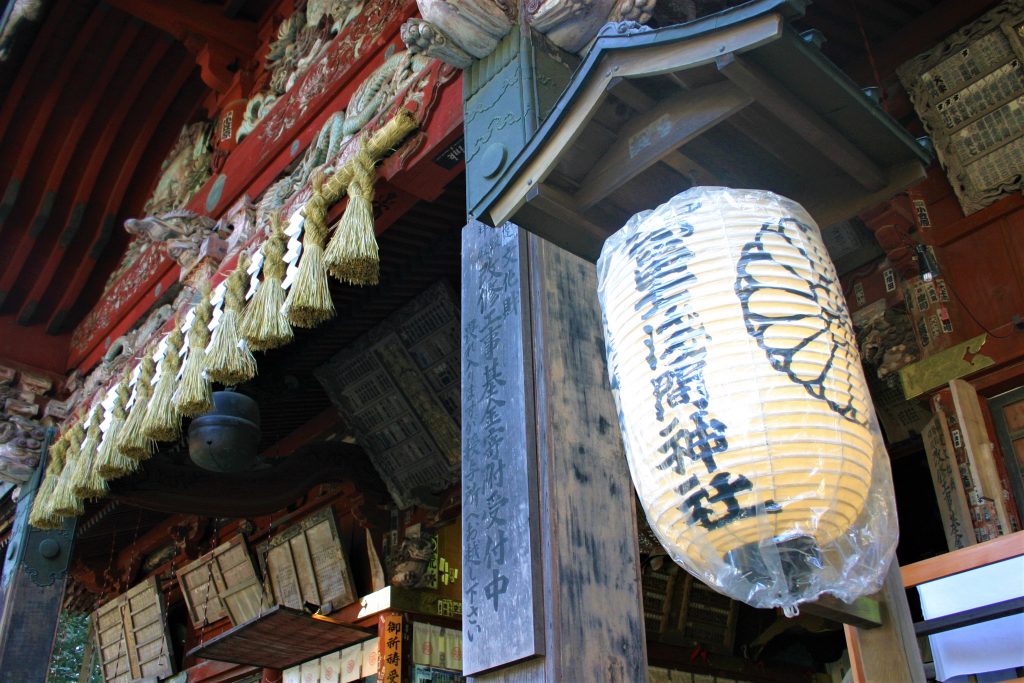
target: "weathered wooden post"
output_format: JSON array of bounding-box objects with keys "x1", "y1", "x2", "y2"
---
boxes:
[
  {"x1": 0, "y1": 432, "x2": 78, "y2": 682},
  {"x1": 461, "y1": 220, "x2": 648, "y2": 681}
]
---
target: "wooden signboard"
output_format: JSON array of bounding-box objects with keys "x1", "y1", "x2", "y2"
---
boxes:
[
  {"x1": 260, "y1": 507, "x2": 357, "y2": 611},
  {"x1": 176, "y1": 535, "x2": 268, "y2": 627},
  {"x1": 92, "y1": 576, "x2": 175, "y2": 683},
  {"x1": 898, "y1": 0, "x2": 1024, "y2": 215},
  {"x1": 379, "y1": 613, "x2": 405, "y2": 683},
  {"x1": 950, "y1": 378, "x2": 1014, "y2": 534},
  {"x1": 922, "y1": 415, "x2": 977, "y2": 551},
  {"x1": 460, "y1": 222, "x2": 544, "y2": 674}
]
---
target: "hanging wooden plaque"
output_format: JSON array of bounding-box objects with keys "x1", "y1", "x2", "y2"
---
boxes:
[
  {"x1": 260, "y1": 507, "x2": 357, "y2": 611},
  {"x1": 316, "y1": 281, "x2": 461, "y2": 509},
  {"x1": 898, "y1": 1, "x2": 1024, "y2": 215},
  {"x1": 176, "y1": 535, "x2": 268, "y2": 627},
  {"x1": 92, "y1": 576, "x2": 175, "y2": 683}
]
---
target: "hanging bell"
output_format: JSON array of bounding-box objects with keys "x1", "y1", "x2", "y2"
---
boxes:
[{"x1": 188, "y1": 390, "x2": 261, "y2": 473}]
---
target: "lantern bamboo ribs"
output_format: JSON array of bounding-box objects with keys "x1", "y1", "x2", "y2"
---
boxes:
[{"x1": 599, "y1": 187, "x2": 898, "y2": 612}]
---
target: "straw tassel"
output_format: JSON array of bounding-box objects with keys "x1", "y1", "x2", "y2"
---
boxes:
[
  {"x1": 175, "y1": 282, "x2": 215, "y2": 415},
  {"x1": 285, "y1": 170, "x2": 336, "y2": 328},
  {"x1": 70, "y1": 405, "x2": 108, "y2": 499},
  {"x1": 96, "y1": 374, "x2": 137, "y2": 479},
  {"x1": 325, "y1": 146, "x2": 379, "y2": 286},
  {"x1": 50, "y1": 421, "x2": 86, "y2": 517},
  {"x1": 142, "y1": 325, "x2": 185, "y2": 442},
  {"x1": 241, "y1": 213, "x2": 293, "y2": 351},
  {"x1": 206, "y1": 254, "x2": 257, "y2": 385},
  {"x1": 118, "y1": 356, "x2": 156, "y2": 460},
  {"x1": 28, "y1": 435, "x2": 69, "y2": 529}
]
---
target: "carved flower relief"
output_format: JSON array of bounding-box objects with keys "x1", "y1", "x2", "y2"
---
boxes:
[{"x1": 735, "y1": 219, "x2": 870, "y2": 425}]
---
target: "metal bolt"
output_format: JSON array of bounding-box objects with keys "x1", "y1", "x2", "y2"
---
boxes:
[{"x1": 39, "y1": 538, "x2": 60, "y2": 559}]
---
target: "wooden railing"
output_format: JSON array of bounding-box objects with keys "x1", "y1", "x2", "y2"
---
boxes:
[
  {"x1": 847, "y1": 531, "x2": 1024, "y2": 682},
  {"x1": 901, "y1": 530, "x2": 1024, "y2": 588}
]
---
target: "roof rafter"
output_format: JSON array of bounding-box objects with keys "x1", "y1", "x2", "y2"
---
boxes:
[
  {"x1": 0, "y1": 5, "x2": 109, "y2": 242},
  {"x1": 16, "y1": 33, "x2": 172, "y2": 325},
  {"x1": 1, "y1": 24, "x2": 144, "y2": 319},
  {"x1": 46, "y1": 57, "x2": 198, "y2": 335}
]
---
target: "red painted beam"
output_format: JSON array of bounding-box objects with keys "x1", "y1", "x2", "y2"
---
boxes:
[
  {"x1": 69, "y1": 261, "x2": 180, "y2": 373},
  {"x1": 0, "y1": 315, "x2": 70, "y2": 373},
  {"x1": 105, "y1": 0, "x2": 257, "y2": 56},
  {"x1": 0, "y1": 5, "x2": 108, "y2": 240},
  {"x1": 2, "y1": 24, "x2": 145, "y2": 320},
  {"x1": 188, "y1": 0, "x2": 419, "y2": 218},
  {"x1": 15, "y1": 35, "x2": 171, "y2": 325}
]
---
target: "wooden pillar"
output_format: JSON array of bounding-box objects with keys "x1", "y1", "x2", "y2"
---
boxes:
[
  {"x1": 461, "y1": 221, "x2": 647, "y2": 682},
  {"x1": 844, "y1": 562, "x2": 926, "y2": 683},
  {"x1": 0, "y1": 434, "x2": 77, "y2": 682}
]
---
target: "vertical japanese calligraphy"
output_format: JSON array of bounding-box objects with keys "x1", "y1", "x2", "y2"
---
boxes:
[
  {"x1": 599, "y1": 187, "x2": 898, "y2": 611},
  {"x1": 461, "y1": 221, "x2": 543, "y2": 674},
  {"x1": 379, "y1": 613, "x2": 405, "y2": 683}
]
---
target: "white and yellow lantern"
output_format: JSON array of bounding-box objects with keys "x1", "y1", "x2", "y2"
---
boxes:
[{"x1": 598, "y1": 187, "x2": 898, "y2": 612}]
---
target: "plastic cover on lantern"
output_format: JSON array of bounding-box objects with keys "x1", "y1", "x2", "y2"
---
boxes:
[{"x1": 597, "y1": 186, "x2": 898, "y2": 613}]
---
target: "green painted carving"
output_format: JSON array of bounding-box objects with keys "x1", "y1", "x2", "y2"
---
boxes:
[{"x1": 463, "y1": 30, "x2": 575, "y2": 214}]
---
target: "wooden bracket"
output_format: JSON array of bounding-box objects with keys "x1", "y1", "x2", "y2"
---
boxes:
[
  {"x1": 801, "y1": 594, "x2": 882, "y2": 629},
  {"x1": 715, "y1": 52, "x2": 886, "y2": 191},
  {"x1": 575, "y1": 80, "x2": 752, "y2": 210}
]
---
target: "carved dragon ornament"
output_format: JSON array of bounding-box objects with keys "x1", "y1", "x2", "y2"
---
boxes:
[{"x1": 400, "y1": 0, "x2": 654, "y2": 67}]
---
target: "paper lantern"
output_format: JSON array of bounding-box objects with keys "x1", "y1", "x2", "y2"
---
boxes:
[{"x1": 598, "y1": 187, "x2": 898, "y2": 612}]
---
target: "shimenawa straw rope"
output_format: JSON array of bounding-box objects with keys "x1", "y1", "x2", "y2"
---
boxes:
[
  {"x1": 118, "y1": 356, "x2": 157, "y2": 460},
  {"x1": 241, "y1": 212, "x2": 293, "y2": 351},
  {"x1": 96, "y1": 373, "x2": 137, "y2": 479},
  {"x1": 28, "y1": 434, "x2": 68, "y2": 529},
  {"x1": 325, "y1": 145, "x2": 379, "y2": 285},
  {"x1": 285, "y1": 170, "x2": 336, "y2": 328},
  {"x1": 175, "y1": 282, "x2": 215, "y2": 416},
  {"x1": 206, "y1": 253, "x2": 257, "y2": 385},
  {"x1": 70, "y1": 404, "x2": 109, "y2": 499},
  {"x1": 142, "y1": 324, "x2": 185, "y2": 442},
  {"x1": 50, "y1": 421, "x2": 86, "y2": 517}
]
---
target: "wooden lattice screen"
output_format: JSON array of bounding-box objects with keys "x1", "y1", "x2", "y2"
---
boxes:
[{"x1": 91, "y1": 576, "x2": 175, "y2": 683}]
